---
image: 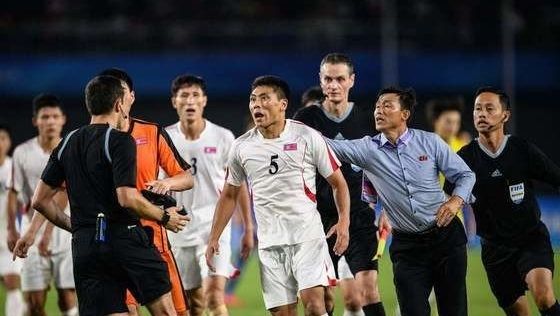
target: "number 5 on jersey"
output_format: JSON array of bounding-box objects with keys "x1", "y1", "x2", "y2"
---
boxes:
[{"x1": 268, "y1": 154, "x2": 279, "y2": 175}]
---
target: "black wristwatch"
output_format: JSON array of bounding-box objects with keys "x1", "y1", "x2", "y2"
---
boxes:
[{"x1": 159, "y1": 210, "x2": 170, "y2": 226}]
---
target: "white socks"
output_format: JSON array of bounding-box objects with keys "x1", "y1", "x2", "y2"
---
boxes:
[
  {"x1": 6, "y1": 289, "x2": 26, "y2": 316},
  {"x1": 62, "y1": 306, "x2": 79, "y2": 316},
  {"x1": 343, "y1": 309, "x2": 365, "y2": 316}
]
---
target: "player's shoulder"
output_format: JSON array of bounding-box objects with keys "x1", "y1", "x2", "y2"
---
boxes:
[
  {"x1": 289, "y1": 119, "x2": 319, "y2": 134},
  {"x1": 130, "y1": 117, "x2": 161, "y2": 134},
  {"x1": 205, "y1": 120, "x2": 235, "y2": 139},
  {"x1": 13, "y1": 137, "x2": 38, "y2": 156}
]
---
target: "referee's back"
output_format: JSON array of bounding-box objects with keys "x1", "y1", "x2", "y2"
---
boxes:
[{"x1": 42, "y1": 123, "x2": 139, "y2": 231}]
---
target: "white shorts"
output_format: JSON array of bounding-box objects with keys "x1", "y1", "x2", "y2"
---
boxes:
[
  {"x1": 0, "y1": 243, "x2": 22, "y2": 276},
  {"x1": 258, "y1": 238, "x2": 333, "y2": 309},
  {"x1": 21, "y1": 248, "x2": 75, "y2": 291},
  {"x1": 337, "y1": 256, "x2": 355, "y2": 280},
  {"x1": 173, "y1": 238, "x2": 233, "y2": 290}
]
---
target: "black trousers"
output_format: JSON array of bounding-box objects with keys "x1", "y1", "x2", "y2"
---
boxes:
[{"x1": 389, "y1": 218, "x2": 468, "y2": 316}]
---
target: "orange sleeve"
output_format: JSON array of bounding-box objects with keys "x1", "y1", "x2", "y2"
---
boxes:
[{"x1": 158, "y1": 127, "x2": 190, "y2": 177}]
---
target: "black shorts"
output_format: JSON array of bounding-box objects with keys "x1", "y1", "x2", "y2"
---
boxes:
[
  {"x1": 327, "y1": 225, "x2": 379, "y2": 278},
  {"x1": 72, "y1": 225, "x2": 171, "y2": 316},
  {"x1": 481, "y1": 223, "x2": 555, "y2": 308}
]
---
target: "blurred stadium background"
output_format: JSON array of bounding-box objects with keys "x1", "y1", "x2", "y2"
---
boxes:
[{"x1": 1, "y1": 0, "x2": 559, "y2": 315}]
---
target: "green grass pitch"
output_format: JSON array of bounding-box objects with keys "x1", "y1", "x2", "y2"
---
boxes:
[{"x1": 1, "y1": 249, "x2": 558, "y2": 315}]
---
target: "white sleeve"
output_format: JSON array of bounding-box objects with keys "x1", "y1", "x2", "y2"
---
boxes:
[
  {"x1": 221, "y1": 130, "x2": 235, "y2": 167},
  {"x1": 310, "y1": 130, "x2": 341, "y2": 179},
  {"x1": 10, "y1": 147, "x2": 24, "y2": 194},
  {"x1": 225, "y1": 143, "x2": 246, "y2": 187}
]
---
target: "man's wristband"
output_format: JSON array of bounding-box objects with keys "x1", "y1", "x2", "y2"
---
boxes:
[{"x1": 159, "y1": 210, "x2": 170, "y2": 226}]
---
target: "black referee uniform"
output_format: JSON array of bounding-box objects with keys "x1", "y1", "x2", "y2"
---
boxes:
[
  {"x1": 41, "y1": 124, "x2": 171, "y2": 315},
  {"x1": 294, "y1": 103, "x2": 379, "y2": 276},
  {"x1": 445, "y1": 135, "x2": 560, "y2": 310}
]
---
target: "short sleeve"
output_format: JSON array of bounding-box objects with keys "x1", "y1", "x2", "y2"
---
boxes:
[
  {"x1": 41, "y1": 146, "x2": 66, "y2": 188},
  {"x1": 110, "y1": 131, "x2": 137, "y2": 188},
  {"x1": 309, "y1": 130, "x2": 340, "y2": 179},
  {"x1": 225, "y1": 144, "x2": 246, "y2": 187}
]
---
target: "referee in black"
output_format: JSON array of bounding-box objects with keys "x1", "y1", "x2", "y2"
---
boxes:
[
  {"x1": 445, "y1": 87, "x2": 560, "y2": 316},
  {"x1": 19, "y1": 75, "x2": 190, "y2": 315}
]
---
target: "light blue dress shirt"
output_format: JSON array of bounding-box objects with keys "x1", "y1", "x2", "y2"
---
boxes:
[{"x1": 326, "y1": 128, "x2": 475, "y2": 233}]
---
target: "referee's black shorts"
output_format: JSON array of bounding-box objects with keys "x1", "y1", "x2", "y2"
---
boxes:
[
  {"x1": 327, "y1": 224, "x2": 379, "y2": 278},
  {"x1": 72, "y1": 224, "x2": 171, "y2": 316},
  {"x1": 481, "y1": 222, "x2": 555, "y2": 309}
]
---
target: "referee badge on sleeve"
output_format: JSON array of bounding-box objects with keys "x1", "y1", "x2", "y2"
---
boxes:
[{"x1": 509, "y1": 182, "x2": 525, "y2": 204}]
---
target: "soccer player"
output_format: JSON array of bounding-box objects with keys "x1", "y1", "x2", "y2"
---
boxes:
[
  {"x1": 294, "y1": 53, "x2": 385, "y2": 316},
  {"x1": 6, "y1": 94, "x2": 78, "y2": 316},
  {"x1": 98, "y1": 68, "x2": 194, "y2": 316},
  {"x1": 445, "y1": 87, "x2": 560, "y2": 316},
  {"x1": 325, "y1": 87, "x2": 475, "y2": 316},
  {"x1": 0, "y1": 124, "x2": 26, "y2": 316},
  {"x1": 15, "y1": 75, "x2": 189, "y2": 315},
  {"x1": 165, "y1": 74, "x2": 254, "y2": 316},
  {"x1": 206, "y1": 75, "x2": 350, "y2": 316}
]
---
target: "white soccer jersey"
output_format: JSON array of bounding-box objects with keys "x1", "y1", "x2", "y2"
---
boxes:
[
  {"x1": 227, "y1": 119, "x2": 340, "y2": 249},
  {"x1": 166, "y1": 120, "x2": 235, "y2": 246},
  {"x1": 0, "y1": 157, "x2": 13, "y2": 243},
  {"x1": 11, "y1": 137, "x2": 71, "y2": 254}
]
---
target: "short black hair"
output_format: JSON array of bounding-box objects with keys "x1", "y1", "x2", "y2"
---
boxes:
[
  {"x1": 301, "y1": 86, "x2": 324, "y2": 106},
  {"x1": 85, "y1": 75, "x2": 125, "y2": 116},
  {"x1": 0, "y1": 123, "x2": 11, "y2": 138},
  {"x1": 425, "y1": 97, "x2": 465, "y2": 126},
  {"x1": 98, "y1": 68, "x2": 134, "y2": 91},
  {"x1": 475, "y1": 86, "x2": 511, "y2": 110},
  {"x1": 251, "y1": 75, "x2": 290, "y2": 101},
  {"x1": 32, "y1": 93, "x2": 64, "y2": 117},
  {"x1": 320, "y1": 53, "x2": 354, "y2": 75},
  {"x1": 171, "y1": 75, "x2": 207, "y2": 97},
  {"x1": 377, "y1": 86, "x2": 417, "y2": 118}
]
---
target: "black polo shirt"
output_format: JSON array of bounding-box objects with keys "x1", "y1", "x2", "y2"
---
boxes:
[{"x1": 42, "y1": 124, "x2": 138, "y2": 231}]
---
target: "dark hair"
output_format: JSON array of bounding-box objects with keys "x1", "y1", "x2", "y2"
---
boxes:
[
  {"x1": 474, "y1": 86, "x2": 511, "y2": 110},
  {"x1": 32, "y1": 93, "x2": 64, "y2": 117},
  {"x1": 425, "y1": 97, "x2": 465, "y2": 126},
  {"x1": 377, "y1": 86, "x2": 417, "y2": 118},
  {"x1": 0, "y1": 123, "x2": 11, "y2": 138},
  {"x1": 85, "y1": 75, "x2": 125, "y2": 115},
  {"x1": 251, "y1": 75, "x2": 290, "y2": 101},
  {"x1": 320, "y1": 53, "x2": 354, "y2": 75},
  {"x1": 98, "y1": 68, "x2": 134, "y2": 91},
  {"x1": 171, "y1": 75, "x2": 207, "y2": 97},
  {"x1": 301, "y1": 86, "x2": 324, "y2": 106}
]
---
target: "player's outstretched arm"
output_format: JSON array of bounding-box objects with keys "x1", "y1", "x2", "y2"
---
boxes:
[
  {"x1": 146, "y1": 170, "x2": 194, "y2": 195},
  {"x1": 325, "y1": 169, "x2": 350, "y2": 256},
  {"x1": 116, "y1": 186, "x2": 189, "y2": 232},
  {"x1": 6, "y1": 190, "x2": 22, "y2": 251},
  {"x1": 207, "y1": 183, "x2": 241, "y2": 271},
  {"x1": 237, "y1": 182, "x2": 254, "y2": 260}
]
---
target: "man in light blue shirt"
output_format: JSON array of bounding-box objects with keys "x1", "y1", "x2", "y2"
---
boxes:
[{"x1": 326, "y1": 87, "x2": 475, "y2": 316}]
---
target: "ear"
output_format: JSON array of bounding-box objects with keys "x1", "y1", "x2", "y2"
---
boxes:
[
  {"x1": 348, "y1": 73, "x2": 355, "y2": 89},
  {"x1": 280, "y1": 99, "x2": 288, "y2": 111},
  {"x1": 201, "y1": 95, "x2": 208, "y2": 109},
  {"x1": 171, "y1": 96, "x2": 178, "y2": 109},
  {"x1": 503, "y1": 110, "x2": 510, "y2": 123},
  {"x1": 402, "y1": 109, "x2": 411, "y2": 122},
  {"x1": 32, "y1": 116, "x2": 37, "y2": 127}
]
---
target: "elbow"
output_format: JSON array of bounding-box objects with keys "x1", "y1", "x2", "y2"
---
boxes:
[
  {"x1": 116, "y1": 187, "x2": 135, "y2": 209},
  {"x1": 31, "y1": 198, "x2": 46, "y2": 216}
]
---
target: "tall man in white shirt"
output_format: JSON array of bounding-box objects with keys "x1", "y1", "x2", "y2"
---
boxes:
[
  {"x1": 6, "y1": 94, "x2": 77, "y2": 316},
  {"x1": 206, "y1": 75, "x2": 350, "y2": 316},
  {"x1": 0, "y1": 124, "x2": 26, "y2": 316},
  {"x1": 166, "y1": 74, "x2": 254, "y2": 316}
]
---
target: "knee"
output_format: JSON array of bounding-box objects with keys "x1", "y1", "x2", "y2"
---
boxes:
[
  {"x1": 342, "y1": 293, "x2": 362, "y2": 311},
  {"x1": 304, "y1": 300, "x2": 326, "y2": 316},
  {"x1": 362, "y1": 284, "x2": 381, "y2": 304},
  {"x1": 187, "y1": 290, "x2": 206, "y2": 313},
  {"x1": 205, "y1": 286, "x2": 225, "y2": 308}
]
